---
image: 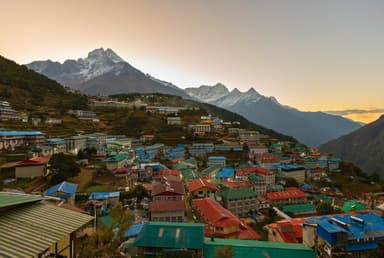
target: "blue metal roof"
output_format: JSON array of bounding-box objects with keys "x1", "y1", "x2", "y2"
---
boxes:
[
  {"x1": 0, "y1": 131, "x2": 44, "y2": 137},
  {"x1": 345, "y1": 242, "x2": 378, "y2": 252},
  {"x1": 44, "y1": 181, "x2": 78, "y2": 199},
  {"x1": 125, "y1": 223, "x2": 145, "y2": 238},
  {"x1": 216, "y1": 167, "x2": 235, "y2": 178},
  {"x1": 208, "y1": 156, "x2": 226, "y2": 160},
  {"x1": 89, "y1": 191, "x2": 120, "y2": 200}
]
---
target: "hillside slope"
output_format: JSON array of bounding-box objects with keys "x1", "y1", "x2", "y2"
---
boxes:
[{"x1": 319, "y1": 115, "x2": 384, "y2": 176}]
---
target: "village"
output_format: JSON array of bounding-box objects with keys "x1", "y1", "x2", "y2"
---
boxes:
[{"x1": 1, "y1": 97, "x2": 383, "y2": 258}]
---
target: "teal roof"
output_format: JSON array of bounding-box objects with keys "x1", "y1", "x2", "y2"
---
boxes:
[
  {"x1": 200, "y1": 165, "x2": 221, "y2": 176},
  {"x1": 283, "y1": 203, "x2": 317, "y2": 213},
  {"x1": 104, "y1": 153, "x2": 128, "y2": 162},
  {"x1": 220, "y1": 187, "x2": 257, "y2": 200},
  {"x1": 203, "y1": 238, "x2": 315, "y2": 258},
  {"x1": 134, "y1": 222, "x2": 204, "y2": 250}
]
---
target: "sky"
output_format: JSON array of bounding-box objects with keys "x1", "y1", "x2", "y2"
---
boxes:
[{"x1": 1, "y1": 0, "x2": 383, "y2": 123}]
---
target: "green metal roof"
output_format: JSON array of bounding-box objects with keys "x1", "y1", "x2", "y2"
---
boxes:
[
  {"x1": 105, "y1": 153, "x2": 128, "y2": 162},
  {"x1": 283, "y1": 203, "x2": 316, "y2": 213},
  {"x1": 200, "y1": 164, "x2": 221, "y2": 176},
  {"x1": 342, "y1": 200, "x2": 367, "y2": 212},
  {"x1": 134, "y1": 222, "x2": 204, "y2": 250},
  {"x1": 0, "y1": 202, "x2": 93, "y2": 258},
  {"x1": 203, "y1": 238, "x2": 315, "y2": 258},
  {"x1": 0, "y1": 193, "x2": 44, "y2": 208},
  {"x1": 248, "y1": 175, "x2": 265, "y2": 183},
  {"x1": 220, "y1": 187, "x2": 257, "y2": 200}
]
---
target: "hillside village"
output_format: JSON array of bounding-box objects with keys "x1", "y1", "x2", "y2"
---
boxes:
[{"x1": 1, "y1": 93, "x2": 384, "y2": 258}]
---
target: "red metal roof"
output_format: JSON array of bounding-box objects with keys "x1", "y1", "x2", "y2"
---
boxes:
[
  {"x1": 16, "y1": 156, "x2": 50, "y2": 166},
  {"x1": 193, "y1": 198, "x2": 241, "y2": 228},
  {"x1": 224, "y1": 181, "x2": 251, "y2": 188},
  {"x1": 267, "y1": 187, "x2": 306, "y2": 200},
  {"x1": 151, "y1": 180, "x2": 185, "y2": 196},
  {"x1": 188, "y1": 179, "x2": 217, "y2": 193},
  {"x1": 149, "y1": 200, "x2": 186, "y2": 212}
]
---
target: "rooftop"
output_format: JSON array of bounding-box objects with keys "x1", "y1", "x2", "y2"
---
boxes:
[
  {"x1": 0, "y1": 192, "x2": 44, "y2": 208},
  {"x1": 220, "y1": 187, "x2": 257, "y2": 200},
  {"x1": 188, "y1": 178, "x2": 217, "y2": 192}
]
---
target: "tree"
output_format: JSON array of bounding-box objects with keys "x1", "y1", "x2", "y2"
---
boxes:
[
  {"x1": 316, "y1": 202, "x2": 341, "y2": 215},
  {"x1": 77, "y1": 203, "x2": 133, "y2": 257},
  {"x1": 284, "y1": 177, "x2": 299, "y2": 188},
  {"x1": 49, "y1": 153, "x2": 80, "y2": 184}
]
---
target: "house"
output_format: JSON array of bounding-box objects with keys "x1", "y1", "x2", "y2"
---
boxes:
[
  {"x1": 167, "y1": 116, "x2": 181, "y2": 125},
  {"x1": 238, "y1": 130, "x2": 260, "y2": 143},
  {"x1": 215, "y1": 167, "x2": 235, "y2": 181},
  {"x1": 104, "y1": 153, "x2": 129, "y2": 170},
  {"x1": 45, "y1": 117, "x2": 62, "y2": 124},
  {"x1": 220, "y1": 187, "x2": 258, "y2": 218},
  {"x1": 267, "y1": 187, "x2": 307, "y2": 207},
  {"x1": 203, "y1": 238, "x2": 315, "y2": 258},
  {"x1": 278, "y1": 164, "x2": 307, "y2": 184},
  {"x1": 134, "y1": 222, "x2": 204, "y2": 257},
  {"x1": 45, "y1": 138, "x2": 67, "y2": 154},
  {"x1": 214, "y1": 145, "x2": 243, "y2": 152},
  {"x1": 248, "y1": 145, "x2": 269, "y2": 157},
  {"x1": 254, "y1": 167, "x2": 275, "y2": 185},
  {"x1": 188, "y1": 178, "x2": 218, "y2": 199},
  {"x1": 151, "y1": 180, "x2": 185, "y2": 201},
  {"x1": 266, "y1": 217, "x2": 306, "y2": 243},
  {"x1": 193, "y1": 198, "x2": 260, "y2": 240},
  {"x1": 0, "y1": 130, "x2": 45, "y2": 151},
  {"x1": 341, "y1": 200, "x2": 367, "y2": 213},
  {"x1": 15, "y1": 156, "x2": 50, "y2": 178},
  {"x1": 44, "y1": 181, "x2": 78, "y2": 205},
  {"x1": 0, "y1": 192, "x2": 92, "y2": 257},
  {"x1": 189, "y1": 143, "x2": 215, "y2": 157},
  {"x1": 200, "y1": 164, "x2": 222, "y2": 179},
  {"x1": 149, "y1": 200, "x2": 186, "y2": 222},
  {"x1": 303, "y1": 213, "x2": 384, "y2": 258},
  {"x1": 254, "y1": 153, "x2": 280, "y2": 167},
  {"x1": 208, "y1": 156, "x2": 226, "y2": 168},
  {"x1": 88, "y1": 191, "x2": 120, "y2": 209},
  {"x1": 68, "y1": 109, "x2": 98, "y2": 121}
]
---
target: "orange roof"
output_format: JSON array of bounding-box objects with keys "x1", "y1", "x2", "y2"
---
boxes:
[
  {"x1": 224, "y1": 181, "x2": 251, "y2": 188},
  {"x1": 267, "y1": 187, "x2": 306, "y2": 200},
  {"x1": 188, "y1": 179, "x2": 217, "y2": 193},
  {"x1": 149, "y1": 200, "x2": 185, "y2": 212}
]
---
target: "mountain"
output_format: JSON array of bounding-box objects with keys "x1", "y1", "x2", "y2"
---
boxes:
[
  {"x1": 0, "y1": 55, "x2": 87, "y2": 112},
  {"x1": 26, "y1": 48, "x2": 189, "y2": 98},
  {"x1": 320, "y1": 115, "x2": 384, "y2": 176},
  {"x1": 185, "y1": 83, "x2": 230, "y2": 102},
  {"x1": 187, "y1": 84, "x2": 362, "y2": 146}
]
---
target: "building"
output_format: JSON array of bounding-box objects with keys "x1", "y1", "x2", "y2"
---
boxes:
[
  {"x1": 193, "y1": 198, "x2": 260, "y2": 240},
  {"x1": 208, "y1": 156, "x2": 226, "y2": 168},
  {"x1": 191, "y1": 124, "x2": 211, "y2": 135},
  {"x1": 15, "y1": 156, "x2": 50, "y2": 178},
  {"x1": 85, "y1": 133, "x2": 107, "y2": 151},
  {"x1": 199, "y1": 164, "x2": 222, "y2": 179},
  {"x1": 65, "y1": 135, "x2": 87, "y2": 154},
  {"x1": 45, "y1": 117, "x2": 62, "y2": 124},
  {"x1": 167, "y1": 116, "x2": 181, "y2": 125},
  {"x1": 215, "y1": 167, "x2": 235, "y2": 181},
  {"x1": 0, "y1": 130, "x2": 45, "y2": 150},
  {"x1": 248, "y1": 175, "x2": 267, "y2": 196},
  {"x1": 266, "y1": 217, "x2": 305, "y2": 243},
  {"x1": 44, "y1": 181, "x2": 78, "y2": 205},
  {"x1": 220, "y1": 187, "x2": 258, "y2": 217},
  {"x1": 188, "y1": 178, "x2": 218, "y2": 199},
  {"x1": 104, "y1": 153, "x2": 129, "y2": 170},
  {"x1": 214, "y1": 145, "x2": 243, "y2": 152},
  {"x1": 149, "y1": 200, "x2": 186, "y2": 222},
  {"x1": 282, "y1": 203, "x2": 317, "y2": 217},
  {"x1": 254, "y1": 153, "x2": 280, "y2": 167},
  {"x1": 238, "y1": 130, "x2": 260, "y2": 143},
  {"x1": 254, "y1": 167, "x2": 275, "y2": 185},
  {"x1": 267, "y1": 187, "x2": 307, "y2": 207},
  {"x1": 0, "y1": 192, "x2": 92, "y2": 257},
  {"x1": 278, "y1": 164, "x2": 307, "y2": 184},
  {"x1": 68, "y1": 109, "x2": 99, "y2": 121},
  {"x1": 203, "y1": 238, "x2": 315, "y2": 258},
  {"x1": 248, "y1": 145, "x2": 269, "y2": 157},
  {"x1": 151, "y1": 180, "x2": 185, "y2": 201},
  {"x1": 134, "y1": 222, "x2": 204, "y2": 257},
  {"x1": 303, "y1": 213, "x2": 384, "y2": 258},
  {"x1": 189, "y1": 143, "x2": 214, "y2": 157},
  {"x1": 0, "y1": 101, "x2": 21, "y2": 121}
]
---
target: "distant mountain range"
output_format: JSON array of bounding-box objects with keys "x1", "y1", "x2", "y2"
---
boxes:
[
  {"x1": 27, "y1": 48, "x2": 362, "y2": 146},
  {"x1": 186, "y1": 84, "x2": 362, "y2": 147},
  {"x1": 320, "y1": 115, "x2": 384, "y2": 177},
  {"x1": 26, "y1": 48, "x2": 189, "y2": 98}
]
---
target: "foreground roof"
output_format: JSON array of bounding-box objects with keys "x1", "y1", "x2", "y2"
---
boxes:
[
  {"x1": 134, "y1": 222, "x2": 204, "y2": 250},
  {"x1": 203, "y1": 238, "x2": 315, "y2": 258},
  {"x1": 0, "y1": 192, "x2": 44, "y2": 208},
  {"x1": 0, "y1": 202, "x2": 92, "y2": 257}
]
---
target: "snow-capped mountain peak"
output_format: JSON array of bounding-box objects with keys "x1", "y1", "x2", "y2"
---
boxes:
[{"x1": 185, "y1": 83, "x2": 230, "y2": 102}]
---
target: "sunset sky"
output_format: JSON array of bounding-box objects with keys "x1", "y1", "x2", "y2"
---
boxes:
[{"x1": 1, "y1": 0, "x2": 383, "y2": 123}]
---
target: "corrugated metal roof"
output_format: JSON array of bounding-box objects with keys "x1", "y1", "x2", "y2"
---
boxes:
[
  {"x1": 0, "y1": 202, "x2": 93, "y2": 258},
  {"x1": 0, "y1": 192, "x2": 44, "y2": 208}
]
